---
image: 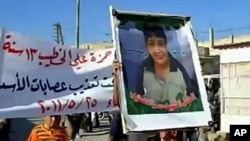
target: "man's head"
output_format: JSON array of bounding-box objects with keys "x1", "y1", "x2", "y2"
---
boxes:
[
  {"x1": 43, "y1": 115, "x2": 61, "y2": 128},
  {"x1": 143, "y1": 24, "x2": 168, "y2": 65}
]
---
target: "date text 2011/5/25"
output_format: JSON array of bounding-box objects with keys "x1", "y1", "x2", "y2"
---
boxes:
[{"x1": 37, "y1": 97, "x2": 114, "y2": 114}]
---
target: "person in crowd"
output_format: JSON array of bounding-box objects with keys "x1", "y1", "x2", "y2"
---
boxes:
[
  {"x1": 67, "y1": 113, "x2": 84, "y2": 140},
  {"x1": 135, "y1": 24, "x2": 194, "y2": 104},
  {"x1": 112, "y1": 59, "x2": 180, "y2": 141},
  {"x1": 0, "y1": 118, "x2": 11, "y2": 141},
  {"x1": 67, "y1": 112, "x2": 93, "y2": 140},
  {"x1": 108, "y1": 111, "x2": 127, "y2": 141},
  {"x1": 60, "y1": 115, "x2": 67, "y2": 128},
  {"x1": 94, "y1": 112, "x2": 100, "y2": 128},
  {"x1": 26, "y1": 115, "x2": 68, "y2": 141},
  {"x1": 108, "y1": 64, "x2": 126, "y2": 141},
  {"x1": 81, "y1": 112, "x2": 92, "y2": 132},
  {"x1": 157, "y1": 130, "x2": 181, "y2": 141}
]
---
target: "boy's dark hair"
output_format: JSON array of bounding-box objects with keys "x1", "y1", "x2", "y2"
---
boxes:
[{"x1": 143, "y1": 24, "x2": 167, "y2": 44}]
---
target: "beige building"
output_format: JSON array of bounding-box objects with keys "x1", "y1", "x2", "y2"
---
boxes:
[
  {"x1": 78, "y1": 41, "x2": 113, "y2": 50},
  {"x1": 214, "y1": 41, "x2": 250, "y2": 132},
  {"x1": 197, "y1": 28, "x2": 250, "y2": 75}
]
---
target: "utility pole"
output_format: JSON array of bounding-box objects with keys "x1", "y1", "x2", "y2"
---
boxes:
[
  {"x1": 53, "y1": 23, "x2": 60, "y2": 44},
  {"x1": 52, "y1": 23, "x2": 64, "y2": 45},
  {"x1": 76, "y1": 0, "x2": 80, "y2": 48}
]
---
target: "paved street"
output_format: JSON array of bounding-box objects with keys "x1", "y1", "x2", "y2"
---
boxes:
[
  {"x1": 75, "y1": 125, "x2": 109, "y2": 141},
  {"x1": 9, "y1": 117, "x2": 110, "y2": 141}
]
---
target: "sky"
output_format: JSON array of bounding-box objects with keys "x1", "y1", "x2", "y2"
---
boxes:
[{"x1": 1, "y1": 0, "x2": 250, "y2": 45}]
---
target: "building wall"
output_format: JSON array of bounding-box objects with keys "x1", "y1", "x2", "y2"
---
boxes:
[
  {"x1": 198, "y1": 34, "x2": 250, "y2": 75},
  {"x1": 221, "y1": 62, "x2": 250, "y2": 114},
  {"x1": 198, "y1": 34, "x2": 250, "y2": 56},
  {"x1": 220, "y1": 47, "x2": 250, "y2": 132},
  {"x1": 78, "y1": 42, "x2": 113, "y2": 50},
  {"x1": 198, "y1": 34, "x2": 250, "y2": 48}
]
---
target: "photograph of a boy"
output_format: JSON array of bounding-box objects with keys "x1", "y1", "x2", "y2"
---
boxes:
[{"x1": 135, "y1": 24, "x2": 195, "y2": 105}]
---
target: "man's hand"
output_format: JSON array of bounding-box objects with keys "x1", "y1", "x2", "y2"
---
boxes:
[
  {"x1": 112, "y1": 59, "x2": 120, "y2": 76},
  {"x1": 112, "y1": 59, "x2": 120, "y2": 106}
]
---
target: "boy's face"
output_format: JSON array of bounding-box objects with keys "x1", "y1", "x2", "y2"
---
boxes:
[
  {"x1": 43, "y1": 115, "x2": 61, "y2": 128},
  {"x1": 146, "y1": 35, "x2": 168, "y2": 65}
]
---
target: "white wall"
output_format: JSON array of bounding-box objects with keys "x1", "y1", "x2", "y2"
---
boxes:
[
  {"x1": 220, "y1": 47, "x2": 250, "y2": 63},
  {"x1": 220, "y1": 47, "x2": 250, "y2": 132},
  {"x1": 221, "y1": 114, "x2": 250, "y2": 132}
]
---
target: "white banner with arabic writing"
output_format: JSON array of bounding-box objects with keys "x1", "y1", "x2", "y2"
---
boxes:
[{"x1": 0, "y1": 29, "x2": 118, "y2": 118}]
